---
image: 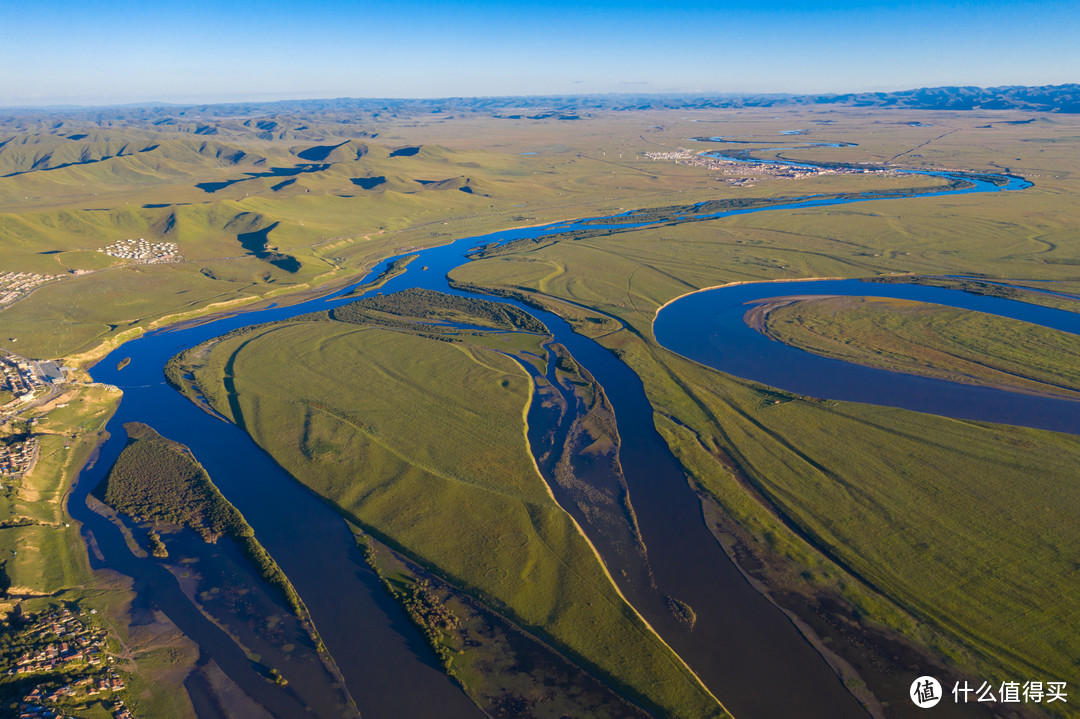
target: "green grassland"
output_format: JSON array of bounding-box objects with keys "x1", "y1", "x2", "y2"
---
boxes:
[
  {"x1": 450, "y1": 267, "x2": 1080, "y2": 709},
  {"x1": 5, "y1": 105, "x2": 1080, "y2": 713},
  {"x1": 181, "y1": 299, "x2": 726, "y2": 718},
  {"x1": 1, "y1": 386, "x2": 120, "y2": 596},
  {"x1": 0, "y1": 107, "x2": 1024, "y2": 362},
  {"x1": 442, "y1": 111, "x2": 1080, "y2": 712},
  {"x1": 639, "y1": 347, "x2": 1080, "y2": 682},
  {"x1": 763, "y1": 295, "x2": 1080, "y2": 397}
]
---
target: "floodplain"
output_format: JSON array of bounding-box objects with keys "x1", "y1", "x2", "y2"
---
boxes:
[
  {"x1": 1, "y1": 101, "x2": 1079, "y2": 718},
  {"x1": 172, "y1": 291, "x2": 726, "y2": 719}
]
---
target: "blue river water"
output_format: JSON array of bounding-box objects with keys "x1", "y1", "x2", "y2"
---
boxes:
[
  {"x1": 654, "y1": 280, "x2": 1080, "y2": 434},
  {"x1": 69, "y1": 149, "x2": 1042, "y2": 719}
]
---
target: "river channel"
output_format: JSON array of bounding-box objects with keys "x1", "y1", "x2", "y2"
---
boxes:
[
  {"x1": 69, "y1": 148, "x2": 1047, "y2": 718},
  {"x1": 654, "y1": 279, "x2": 1080, "y2": 434}
]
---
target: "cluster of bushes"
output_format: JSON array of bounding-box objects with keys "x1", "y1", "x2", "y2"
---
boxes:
[
  {"x1": 146, "y1": 530, "x2": 168, "y2": 558},
  {"x1": 396, "y1": 578, "x2": 460, "y2": 670},
  {"x1": 666, "y1": 597, "x2": 697, "y2": 629},
  {"x1": 97, "y1": 423, "x2": 311, "y2": 627},
  {"x1": 405, "y1": 579, "x2": 460, "y2": 633},
  {"x1": 99, "y1": 424, "x2": 241, "y2": 543},
  {"x1": 331, "y1": 288, "x2": 548, "y2": 334},
  {"x1": 866, "y1": 274, "x2": 1031, "y2": 301},
  {"x1": 359, "y1": 540, "x2": 460, "y2": 673}
]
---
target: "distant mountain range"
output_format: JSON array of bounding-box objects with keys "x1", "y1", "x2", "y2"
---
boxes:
[
  {"x1": 3, "y1": 84, "x2": 1078, "y2": 120},
  {"x1": 794, "y1": 84, "x2": 1080, "y2": 113}
]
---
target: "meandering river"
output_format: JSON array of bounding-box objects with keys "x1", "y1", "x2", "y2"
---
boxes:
[
  {"x1": 654, "y1": 279, "x2": 1080, "y2": 434},
  {"x1": 70, "y1": 148, "x2": 1052, "y2": 718}
]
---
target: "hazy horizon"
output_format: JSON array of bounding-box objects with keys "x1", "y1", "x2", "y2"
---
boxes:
[
  {"x1": 2, "y1": 0, "x2": 1077, "y2": 107},
  {"x1": 4, "y1": 83, "x2": 1080, "y2": 112}
]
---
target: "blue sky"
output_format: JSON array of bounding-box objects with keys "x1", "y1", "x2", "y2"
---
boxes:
[{"x1": 1, "y1": 0, "x2": 1077, "y2": 106}]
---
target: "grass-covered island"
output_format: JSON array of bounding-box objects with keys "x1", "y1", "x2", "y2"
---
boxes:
[
  {"x1": 169, "y1": 289, "x2": 728, "y2": 719},
  {"x1": 759, "y1": 295, "x2": 1080, "y2": 398}
]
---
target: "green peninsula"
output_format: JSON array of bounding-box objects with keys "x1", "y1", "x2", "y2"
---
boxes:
[{"x1": 760, "y1": 295, "x2": 1080, "y2": 398}]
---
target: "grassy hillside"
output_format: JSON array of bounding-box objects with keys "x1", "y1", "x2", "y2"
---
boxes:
[{"x1": 4, "y1": 106, "x2": 1040, "y2": 362}]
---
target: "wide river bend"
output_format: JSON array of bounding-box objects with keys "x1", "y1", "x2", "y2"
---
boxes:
[{"x1": 70, "y1": 151, "x2": 1051, "y2": 718}]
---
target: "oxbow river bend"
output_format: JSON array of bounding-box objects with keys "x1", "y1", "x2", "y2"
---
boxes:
[
  {"x1": 654, "y1": 279, "x2": 1080, "y2": 434},
  {"x1": 69, "y1": 152, "x2": 1056, "y2": 718}
]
